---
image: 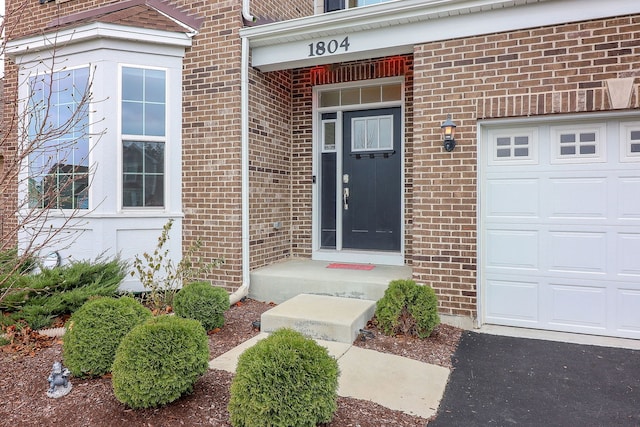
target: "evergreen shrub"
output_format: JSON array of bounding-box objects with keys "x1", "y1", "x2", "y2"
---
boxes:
[
  {"x1": 173, "y1": 281, "x2": 230, "y2": 330},
  {"x1": 112, "y1": 315, "x2": 209, "y2": 409},
  {"x1": 375, "y1": 279, "x2": 440, "y2": 339},
  {"x1": 228, "y1": 328, "x2": 339, "y2": 427},
  {"x1": 62, "y1": 296, "x2": 151, "y2": 377}
]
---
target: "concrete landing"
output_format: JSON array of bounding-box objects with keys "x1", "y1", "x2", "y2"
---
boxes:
[
  {"x1": 249, "y1": 258, "x2": 412, "y2": 304},
  {"x1": 209, "y1": 334, "x2": 450, "y2": 420},
  {"x1": 260, "y1": 294, "x2": 376, "y2": 343}
]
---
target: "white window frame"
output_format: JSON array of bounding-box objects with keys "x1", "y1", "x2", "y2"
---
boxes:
[
  {"x1": 23, "y1": 64, "x2": 95, "y2": 212},
  {"x1": 550, "y1": 123, "x2": 606, "y2": 164},
  {"x1": 487, "y1": 128, "x2": 538, "y2": 166},
  {"x1": 619, "y1": 121, "x2": 640, "y2": 162},
  {"x1": 118, "y1": 64, "x2": 169, "y2": 211}
]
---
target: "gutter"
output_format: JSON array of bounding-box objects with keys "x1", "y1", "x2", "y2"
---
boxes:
[{"x1": 230, "y1": 0, "x2": 255, "y2": 305}]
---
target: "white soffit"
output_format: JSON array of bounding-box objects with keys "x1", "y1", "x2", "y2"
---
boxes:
[
  {"x1": 6, "y1": 22, "x2": 192, "y2": 59},
  {"x1": 240, "y1": 0, "x2": 640, "y2": 72}
]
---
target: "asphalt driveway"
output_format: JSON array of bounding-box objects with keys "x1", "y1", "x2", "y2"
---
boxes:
[{"x1": 431, "y1": 331, "x2": 640, "y2": 426}]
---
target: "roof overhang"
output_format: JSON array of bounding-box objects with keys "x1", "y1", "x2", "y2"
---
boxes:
[
  {"x1": 240, "y1": 0, "x2": 640, "y2": 72},
  {"x1": 6, "y1": 21, "x2": 193, "y2": 58}
]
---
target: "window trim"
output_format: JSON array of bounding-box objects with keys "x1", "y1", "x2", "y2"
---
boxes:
[
  {"x1": 26, "y1": 64, "x2": 94, "y2": 211},
  {"x1": 487, "y1": 127, "x2": 538, "y2": 166},
  {"x1": 118, "y1": 63, "x2": 169, "y2": 211},
  {"x1": 620, "y1": 121, "x2": 640, "y2": 162},
  {"x1": 550, "y1": 123, "x2": 606, "y2": 164}
]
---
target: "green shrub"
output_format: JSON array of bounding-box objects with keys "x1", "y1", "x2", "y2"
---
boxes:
[
  {"x1": 173, "y1": 281, "x2": 230, "y2": 330},
  {"x1": 229, "y1": 328, "x2": 339, "y2": 427},
  {"x1": 375, "y1": 279, "x2": 440, "y2": 339},
  {"x1": 0, "y1": 257, "x2": 128, "y2": 329},
  {"x1": 112, "y1": 315, "x2": 209, "y2": 409},
  {"x1": 62, "y1": 297, "x2": 152, "y2": 377}
]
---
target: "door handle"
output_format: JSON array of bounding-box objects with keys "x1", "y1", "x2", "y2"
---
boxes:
[{"x1": 343, "y1": 187, "x2": 349, "y2": 210}]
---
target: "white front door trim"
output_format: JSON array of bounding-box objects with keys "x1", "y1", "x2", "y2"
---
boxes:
[{"x1": 312, "y1": 78, "x2": 405, "y2": 266}]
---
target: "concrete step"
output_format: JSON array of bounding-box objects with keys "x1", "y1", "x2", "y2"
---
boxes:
[
  {"x1": 249, "y1": 258, "x2": 412, "y2": 304},
  {"x1": 260, "y1": 294, "x2": 377, "y2": 344}
]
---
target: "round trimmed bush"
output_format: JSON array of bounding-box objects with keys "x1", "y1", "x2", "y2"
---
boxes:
[
  {"x1": 62, "y1": 296, "x2": 151, "y2": 377},
  {"x1": 173, "y1": 281, "x2": 230, "y2": 331},
  {"x1": 375, "y1": 279, "x2": 440, "y2": 339},
  {"x1": 229, "y1": 328, "x2": 339, "y2": 427},
  {"x1": 112, "y1": 315, "x2": 209, "y2": 409}
]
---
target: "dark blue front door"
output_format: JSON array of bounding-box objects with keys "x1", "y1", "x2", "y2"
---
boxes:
[{"x1": 342, "y1": 108, "x2": 401, "y2": 251}]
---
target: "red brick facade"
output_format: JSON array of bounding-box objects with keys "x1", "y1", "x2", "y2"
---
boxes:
[{"x1": 3, "y1": 0, "x2": 639, "y2": 322}]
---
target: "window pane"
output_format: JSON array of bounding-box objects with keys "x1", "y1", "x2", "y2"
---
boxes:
[
  {"x1": 145, "y1": 103, "x2": 166, "y2": 137},
  {"x1": 122, "y1": 141, "x2": 165, "y2": 207},
  {"x1": 514, "y1": 147, "x2": 529, "y2": 157},
  {"x1": 122, "y1": 67, "x2": 166, "y2": 137},
  {"x1": 320, "y1": 90, "x2": 340, "y2": 107},
  {"x1": 560, "y1": 134, "x2": 575, "y2": 143},
  {"x1": 341, "y1": 88, "x2": 360, "y2": 105},
  {"x1": 379, "y1": 117, "x2": 392, "y2": 149},
  {"x1": 122, "y1": 102, "x2": 143, "y2": 135},
  {"x1": 353, "y1": 119, "x2": 365, "y2": 149},
  {"x1": 580, "y1": 132, "x2": 596, "y2": 143},
  {"x1": 367, "y1": 118, "x2": 378, "y2": 148},
  {"x1": 514, "y1": 136, "x2": 529, "y2": 145},
  {"x1": 630, "y1": 130, "x2": 640, "y2": 140},
  {"x1": 580, "y1": 145, "x2": 596, "y2": 155},
  {"x1": 631, "y1": 143, "x2": 640, "y2": 153},
  {"x1": 122, "y1": 67, "x2": 144, "y2": 101},
  {"x1": 560, "y1": 146, "x2": 576, "y2": 155},
  {"x1": 361, "y1": 86, "x2": 380, "y2": 104},
  {"x1": 145, "y1": 69, "x2": 166, "y2": 103},
  {"x1": 381, "y1": 84, "x2": 401, "y2": 101},
  {"x1": 144, "y1": 175, "x2": 164, "y2": 207},
  {"x1": 323, "y1": 121, "x2": 336, "y2": 151},
  {"x1": 496, "y1": 137, "x2": 511, "y2": 146},
  {"x1": 496, "y1": 148, "x2": 511, "y2": 158}
]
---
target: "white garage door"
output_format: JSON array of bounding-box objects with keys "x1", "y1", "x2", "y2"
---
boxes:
[{"x1": 480, "y1": 117, "x2": 640, "y2": 339}]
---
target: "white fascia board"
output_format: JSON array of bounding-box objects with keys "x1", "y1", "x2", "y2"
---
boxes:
[
  {"x1": 241, "y1": 0, "x2": 640, "y2": 72},
  {"x1": 6, "y1": 22, "x2": 192, "y2": 59}
]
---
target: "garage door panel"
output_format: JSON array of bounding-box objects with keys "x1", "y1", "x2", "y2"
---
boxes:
[
  {"x1": 619, "y1": 177, "x2": 640, "y2": 220},
  {"x1": 617, "y1": 233, "x2": 640, "y2": 276},
  {"x1": 486, "y1": 178, "x2": 539, "y2": 218},
  {"x1": 485, "y1": 279, "x2": 539, "y2": 323},
  {"x1": 486, "y1": 229, "x2": 538, "y2": 270},
  {"x1": 617, "y1": 289, "x2": 640, "y2": 332},
  {"x1": 548, "y1": 231, "x2": 607, "y2": 274},
  {"x1": 548, "y1": 177, "x2": 608, "y2": 219},
  {"x1": 547, "y1": 283, "x2": 607, "y2": 329}
]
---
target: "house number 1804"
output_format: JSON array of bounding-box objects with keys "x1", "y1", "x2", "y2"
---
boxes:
[{"x1": 308, "y1": 37, "x2": 350, "y2": 57}]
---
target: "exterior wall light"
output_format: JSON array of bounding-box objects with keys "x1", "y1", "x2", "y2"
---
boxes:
[{"x1": 440, "y1": 114, "x2": 457, "y2": 152}]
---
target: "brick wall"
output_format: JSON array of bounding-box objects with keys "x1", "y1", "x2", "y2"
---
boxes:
[
  {"x1": 180, "y1": 0, "x2": 309, "y2": 288},
  {"x1": 291, "y1": 55, "x2": 415, "y2": 259},
  {"x1": 3, "y1": 0, "x2": 311, "y2": 290},
  {"x1": 412, "y1": 15, "x2": 640, "y2": 318}
]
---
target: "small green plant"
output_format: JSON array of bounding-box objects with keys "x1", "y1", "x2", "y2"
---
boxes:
[
  {"x1": 112, "y1": 315, "x2": 209, "y2": 409},
  {"x1": 173, "y1": 281, "x2": 230, "y2": 331},
  {"x1": 375, "y1": 279, "x2": 440, "y2": 339},
  {"x1": 131, "y1": 219, "x2": 223, "y2": 313},
  {"x1": 62, "y1": 297, "x2": 152, "y2": 377},
  {"x1": 229, "y1": 328, "x2": 340, "y2": 427}
]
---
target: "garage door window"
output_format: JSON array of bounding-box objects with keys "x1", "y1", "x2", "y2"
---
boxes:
[
  {"x1": 488, "y1": 128, "x2": 537, "y2": 165},
  {"x1": 620, "y1": 122, "x2": 640, "y2": 161},
  {"x1": 551, "y1": 124, "x2": 605, "y2": 163}
]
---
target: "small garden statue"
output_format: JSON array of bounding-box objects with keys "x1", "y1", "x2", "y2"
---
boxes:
[{"x1": 47, "y1": 361, "x2": 72, "y2": 398}]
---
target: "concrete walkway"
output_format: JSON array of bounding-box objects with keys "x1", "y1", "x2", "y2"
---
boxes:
[{"x1": 209, "y1": 333, "x2": 450, "y2": 419}]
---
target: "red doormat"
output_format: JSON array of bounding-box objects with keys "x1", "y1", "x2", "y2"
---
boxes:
[{"x1": 326, "y1": 263, "x2": 375, "y2": 271}]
